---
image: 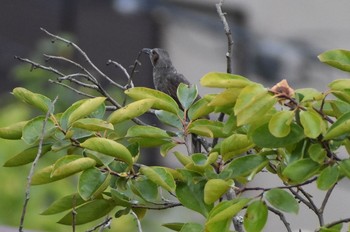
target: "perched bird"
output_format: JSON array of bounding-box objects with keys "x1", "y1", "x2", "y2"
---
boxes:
[{"x1": 142, "y1": 48, "x2": 202, "y2": 152}]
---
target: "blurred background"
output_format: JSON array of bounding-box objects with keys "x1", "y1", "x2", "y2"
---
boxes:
[{"x1": 1, "y1": 0, "x2": 350, "y2": 231}]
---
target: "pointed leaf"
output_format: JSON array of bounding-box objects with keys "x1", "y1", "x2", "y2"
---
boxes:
[
  {"x1": 177, "y1": 83, "x2": 198, "y2": 110},
  {"x1": 125, "y1": 87, "x2": 180, "y2": 114},
  {"x1": 140, "y1": 166, "x2": 175, "y2": 192},
  {"x1": 41, "y1": 193, "x2": 86, "y2": 215},
  {"x1": 68, "y1": 97, "x2": 106, "y2": 125},
  {"x1": 317, "y1": 165, "x2": 339, "y2": 190},
  {"x1": 3, "y1": 144, "x2": 51, "y2": 167},
  {"x1": 244, "y1": 200, "x2": 268, "y2": 232},
  {"x1": 268, "y1": 111, "x2": 294, "y2": 137},
  {"x1": 204, "y1": 179, "x2": 233, "y2": 204},
  {"x1": 282, "y1": 158, "x2": 320, "y2": 183},
  {"x1": 12, "y1": 87, "x2": 51, "y2": 112},
  {"x1": 58, "y1": 199, "x2": 115, "y2": 225},
  {"x1": 200, "y1": 72, "x2": 252, "y2": 88},
  {"x1": 0, "y1": 121, "x2": 27, "y2": 140},
  {"x1": 265, "y1": 189, "x2": 299, "y2": 214},
  {"x1": 318, "y1": 49, "x2": 350, "y2": 72},
  {"x1": 108, "y1": 99, "x2": 155, "y2": 124},
  {"x1": 80, "y1": 137, "x2": 133, "y2": 166}
]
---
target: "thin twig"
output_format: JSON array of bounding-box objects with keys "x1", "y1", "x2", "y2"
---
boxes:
[
  {"x1": 319, "y1": 183, "x2": 336, "y2": 215},
  {"x1": 40, "y1": 28, "x2": 125, "y2": 89},
  {"x1": 107, "y1": 59, "x2": 134, "y2": 88},
  {"x1": 268, "y1": 206, "x2": 292, "y2": 232},
  {"x1": 131, "y1": 211, "x2": 143, "y2": 232},
  {"x1": 321, "y1": 218, "x2": 350, "y2": 230},
  {"x1": 298, "y1": 187, "x2": 323, "y2": 226},
  {"x1": 86, "y1": 216, "x2": 112, "y2": 232},
  {"x1": 132, "y1": 202, "x2": 182, "y2": 210},
  {"x1": 19, "y1": 96, "x2": 58, "y2": 232},
  {"x1": 49, "y1": 79, "x2": 96, "y2": 98},
  {"x1": 15, "y1": 56, "x2": 65, "y2": 76}
]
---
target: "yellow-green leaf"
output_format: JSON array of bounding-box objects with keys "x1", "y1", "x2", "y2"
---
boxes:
[
  {"x1": 220, "y1": 134, "x2": 254, "y2": 161},
  {"x1": 264, "y1": 189, "x2": 299, "y2": 214},
  {"x1": 204, "y1": 179, "x2": 233, "y2": 204},
  {"x1": 200, "y1": 72, "x2": 252, "y2": 88},
  {"x1": 140, "y1": 166, "x2": 175, "y2": 192},
  {"x1": 324, "y1": 112, "x2": 350, "y2": 140},
  {"x1": 51, "y1": 155, "x2": 96, "y2": 178},
  {"x1": 268, "y1": 111, "x2": 294, "y2": 138},
  {"x1": 12, "y1": 87, "x2": 51, "y2": 112},
  {"x1": 244, "y1": 200, "x2": 268, "y2": 232},
  {"x1": 0, "y1": 121, "x2": 27, "y2": 140},
  {"x1": 68, "y1": 97, "x2": 106, "y2": 125},
  {"x1": 300, "y1": 109, "x2": 323, "y2": 138},
  {"x1": 318, "y1": 49, "x2": 350, "y2": 72},
  {"x1": 72, "y1": 118, "x2": 114, "y2": 131}
]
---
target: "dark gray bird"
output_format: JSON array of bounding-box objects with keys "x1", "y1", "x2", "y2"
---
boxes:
[{"x1": 142, "y1": 48, "x2": 202, "y2": 152}]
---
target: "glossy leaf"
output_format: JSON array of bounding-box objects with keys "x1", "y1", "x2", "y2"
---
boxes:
[
  {"x1": 108, "y1": 99, "x2": 155, "y2": 124},
  {"x1": 188, "y1": 98, "x2": 214, "y2": 120},
  {"x1": 204, "y1": 179, "x2": 233, "y2": 204},
  {"x1": 251, "y1": 123, "x2": 304, "y2": 148},
  {"x1": 206, "y1": 198, "x2": 250, "y2": 225},
  {"x1": 318, "y1": 49, "x2": 350, "y2": 72},
  {"x1": 234, "y1": 84, "x2": 277, "y2": 126},
  {"x1": 58, "y1": 199, "x2": 115, "y2": 225},
  {"x1": 177, "y1": 83, "x2": 198, "y2": 109},
  {"x1": 188, "y1": 120, "x2": 227, "y2": 138},
  {"x1": 12, "y1": 87, "x2": 51, "y2": 112},
  {"x1": 68, "y1": 97, "x2": 106, "y2": 125},
  {"x1": 155, "y1": 110, "x2": 182, "y2": 129},
  {"x1": 220, "y1": 153, "x2": 268, "y2": 179},
  {"x1": 200, "y1": 72, "x2": 252, "y2": 88},
  {"x1": 41, "y1": 193, "x2": 86, "y2": 215},
  {"x1": 78, "y1": 168, "x2": 111, "y2": 200},
  {"x1": 268, "y1": 111, "x2": 294, "y2": 137},
  {"x1": 265, "y1": 189, "x2": 299, "y2": 214},
  {"x1": 125, "y1": 87, "x2": 180, "y2": 114},
  {"x1": 22, "y1": 116, "x2": 56, "y2": 144},
  {"x1": 51, "y1": 155, "x2": 96, "y2": 178},
  {"x1": 3, "y1": 144, "x2": 51, "y2": 167},
  {"x1": 72, "y1": 118, "x2": 113, "y2": 131},
  {"x1": 176, "y1": 179, "x2": 212, "y2": 217},
  {"x1": 0, "y1": 121, "x2": 27, "y2": 140},
  {"x1": 300, "y1": 109, "x2": 323, "y2": 138},
  {"x1": 140, "y1": 166, "x2": 175, "y2": 192},
  {"x1": 80, "y1": 137, "x2": 133, "y2": 166},
  {"x1": 282, "y1": 158, "x2": 320, "y2": 184},
  {"x1": 244, "y1": 200, "x2": 268, "y2": 232},
  {"x1": 208, "y1": 88, "x2": 241, "y2": 107},
  {"x1": 317, "y1": 165, "x2": 339, "y2": 190},
  {"x1": 324, "y1": 112, "x2": 350, "y2": 140},
  {"x1": 220, "y1": 134, "x2": 254, "y2": 161}
]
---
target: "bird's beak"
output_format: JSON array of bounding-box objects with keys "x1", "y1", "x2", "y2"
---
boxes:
[{"x1": 141, "y1": 48, "x2": 152, "y2": 55}]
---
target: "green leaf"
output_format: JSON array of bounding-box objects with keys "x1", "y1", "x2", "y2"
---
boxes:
[
  {"x1": 80, "y1": 137, "x2": 133, "y2": 167},
  {"x1": 160, "y1": 142, "x2": 177, "y2": 157},
  {"x1": 41, "y1": 193, "x2": 86, "y2": 215},
  {"x1": 107, "y1": 99, "x2": 155, "y2": 124},
  {"x1": 318, "y1": 49, "x2": 350, "y2": 72},
  {"x1": 155, "y1": 110, "x2": 182, "y2": 129},
  {"x1": 339, "y1": 159, "x2": 350, "y2": 179},
  {"x1": 51, "y1": 155, "x2": 96, "y2": 178},
  {"x1": 78, "y1": 168, "x2": 111, "y2": 200},
  {"x1": 324, "y1": 112, "x2": 350, "y2": 140},
  {"x1": 0, "y1": 121, "x2": 27, "y2": 140},
  {"x1": 58, "y1": 199, "x2": 115, "y2": 225},
  {"x1": 140, "y1": 166, "x2": 175, "y2": 192},
  {"x1": 244, "y1": 200, "x2": 268, "y2": 232},
  {"x1": 220, "y1": 153, "x2": 268, "y2": 179},
  {"x1": 131, "y1": 176, "x2": 159, "y2": 202},
  {"x1": 265, "y1": 189, "x2": 299, "y2": 214},
  {"x1": 234, "y1": 84, "x2": 277, "y2": 126},
  {"x1": 208, "y1": 88, "x2": 241, "y2": 107},
  {"x1": 3, "y1": 144, "x2": 51, "y2": 167},
  {"x1": 282, "y1": 158, "x2": 320, "y2": 184},
  {"x1": 126, "y1": 125, "x2": 170, "y2": 139},
  {"x1": 22, "y1": 116, "x2": 56, "y2": 144},
  {"x1": 308, "y1": 143, "x2": 327, "y2": 164},
  {"x1": 206, "y1": 198, "x2": 250, "y2": 225},
  {"x1": 180, "y1": 223, "x2": 204, "y2": 232},
  {"x1": 317, "y1": 165, "x2": 339, "y2": 190},
  {"x1": 200, "y1": 72, "x2": 252, "y2": 88},
  {"x1": 188, "y1": 98, "x2": 214, "y2": 120},
  {"x1": 174, "y1": 151, "x2": 192, "y2": 166},
  {"x1": 188, "y1": 120, "x2": 227, "y2": 138},
  {"x1": 71, "y1": 118, "x2": 114, "y2": 131},
  {"x1": 110, "y1": 189, "x2": 132, "y2": 207},
  {"x1": 162, "y1": 222, "x2": 184, "y2": 231},
  {"x1": 125, "y1": 87, "x2": 180, "y2": 114},
  {"x1": 177, "y1": 83, "x2": 198, "y2": 109},
  {"x1": 12, "y1": 87, "x2": 51, "y2": 112},
  {"x1": 220, "y1": 134, "x2": 255, "y2": 161},
  {"x1": 295, "y1": 88, "x2": 324, "y2": 102},
  {"x1": 251, "y1": 123, "x2": 304, "y2": 148},
  {"x1": 68, "y1": 97, "x2": 106, "y2": 125},
  {"x1": 268, "y1": 111, "x2": 294, "y2": 137},
  {"x1": 204, "y1": 179, "x2": 233, "y2": 204},
  {"x1": 300, "y1": 109, "x2": 323, "y2": 138},
  {"x1": 176, "y1": 179, "x2": 212, "y2": 217}
]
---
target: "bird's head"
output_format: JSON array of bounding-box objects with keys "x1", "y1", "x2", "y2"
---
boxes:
[{"x1": 142, "y1": 48, "x2": 173, "y2": 68}]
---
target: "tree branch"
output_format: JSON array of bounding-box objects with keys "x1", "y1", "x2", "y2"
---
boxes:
[
  {"x1": 267, "y1": 206, "x2": 292, "y2": 232},
  {"x1": 19, "y1": 96, "x2": 58, "y2": 232}
]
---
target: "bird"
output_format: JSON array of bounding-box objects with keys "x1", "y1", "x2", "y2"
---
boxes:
[{"x1": 142, "y1": 48, "x2": 202, "y2": 153}]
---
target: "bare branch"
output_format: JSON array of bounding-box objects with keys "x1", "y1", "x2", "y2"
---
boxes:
[
  {"x1": 86, "y1": 216, "x2": 112, "y2": 232},
  {"x1": 49, "y1": 79, "x2": 96, "y2": 98},
  {"x1": 131, "y1": 211, "x2": 143, "y2": 232},
  {"x1": 319, "y1": 183, "x2": 336, "y2": 214},
  {"x1": 15, "y1": 56, "x2": 65, "y2": 76},
  {"x1": 268, "y1": 206, "x2": 292, "y2": 232},
  {"x1": 19, "y1": 96, "x2": 58, "y2": 232},
  {"x1": 321, "y1": 218, "x2": 350, "y2": 230},
  {"x1": 107, "y1": 59, "x2": 134, "y2": 88},
  {"x1": 40, "y1": 27, "x2": 125, "y2": 89},
  {"x1": 132, "y1": 202, "x2": 182, "y2": 210}
]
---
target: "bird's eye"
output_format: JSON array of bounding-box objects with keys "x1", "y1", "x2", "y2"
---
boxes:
[{"x1": 151, "y1": 51, "x2": 159, "y2": 64}]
